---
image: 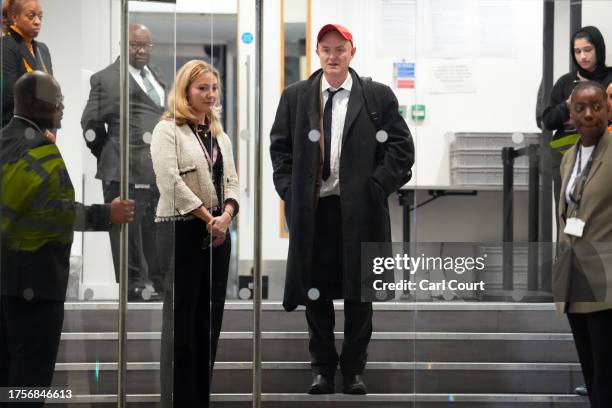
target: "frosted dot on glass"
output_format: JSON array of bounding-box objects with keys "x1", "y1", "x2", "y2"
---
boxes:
[
  {"x1": 376, "y1": 130, "x2": 388, "y2": 143},
  {"x1": 84, "y1": 129, "x2": 97, "y2": 142},
  {"x1": 308, "y1": 129, "x2": 321, "y2": 143},
  {"x1": 307, "y1": 287, "x2": 320, "y2": 301}
]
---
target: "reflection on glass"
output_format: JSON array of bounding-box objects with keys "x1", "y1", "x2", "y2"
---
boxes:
[
  {"x1": 0, "y1": 0, "x2": 133, "y2": 401},
  {"x1": 282, "y1": 0, "x2": 308, "y2": 87},
  {"x1": 81, "y1": 22, "x2": 165, "y2": 302},
  {"x1": 151, "y1": 58, "x2": 239, "y2": 405}
]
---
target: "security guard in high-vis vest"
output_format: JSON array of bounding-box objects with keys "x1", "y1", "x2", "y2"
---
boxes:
[{"x1": 0, "y1": 72, "x2": 134, "y2": 397}]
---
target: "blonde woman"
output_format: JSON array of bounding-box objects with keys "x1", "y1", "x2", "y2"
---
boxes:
[{"x1": 151, "y1": 60, "x2": 239, "y2": 405}]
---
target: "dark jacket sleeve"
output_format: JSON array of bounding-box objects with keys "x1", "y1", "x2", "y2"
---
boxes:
[
  {"x1": 371, "y1": 84, "x2": 415, "y2": 195},
  {"x1": 2, "y1": 39, "x2": 20, "y2": 122},
  {"x1": 73, "y1": 202, "x2": 111, "y2": 231},
  {"x1": 542, "y1": 74, "x2": 571, "y2": 132},
  {"x1": 269, "y1": 88, "x2": 294, "y2": 200},
  {"x1": 38, "y1": 42, "x2": 53, "y2": 75},
  {"x1": 80, "y1": 72, "x2": 110, "y2": 158}
]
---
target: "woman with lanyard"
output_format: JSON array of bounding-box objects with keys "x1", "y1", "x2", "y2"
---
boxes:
[
  {"x1": 542, "y1": 26, "x2": 612, "y2": 222},
  {"x1": 556, "y1": 81, "x2": 612, "y2": 408},
  {"x1": 1, "y1": 0, "x2": 52, "y2": 128},
  {"x1": 151, "y1": 60, "x2": 239, "y2": 406}
]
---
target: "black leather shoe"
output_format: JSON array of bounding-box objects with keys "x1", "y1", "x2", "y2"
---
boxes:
[
  {"x1": 343, "y1": 374, "x2": 367, "y2": 395},
  {"x1": 574, "y1": 384, "x2": 588, "y2": 396},
  {"x1": 308, "y1": 374, "x2": 334, "y2": 394}
]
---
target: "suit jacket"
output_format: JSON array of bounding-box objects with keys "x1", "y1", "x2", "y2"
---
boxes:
[
  {"x1": 1, "y1": 27, "x2": 53, "y2": 127},
  {"x1": 555, "y1": 129, "x2": 612, "y2": 313},
  {"x1": 150, "y1": 120, "x2": 240, "y2": 221},
  {"x1": 270, "y1": 68, "x2": 414, "y2": 310},
  {"x1": 80, "y1": 58, "x2": 165, "y2": 184}
]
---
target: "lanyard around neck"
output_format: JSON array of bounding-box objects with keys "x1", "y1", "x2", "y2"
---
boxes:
[
  {"x1": 569, "y1": 140, "x2": 598, "y2": 209},
  {"x1": 189, "y1": 124, "x2": 218, "y2": 173}
]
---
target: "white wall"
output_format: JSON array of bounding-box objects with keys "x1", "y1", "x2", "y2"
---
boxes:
[
  {"x1": 583, "y1": 0, "x2": 612, "y2": 67},
  {"x1": 309, "y1": 0, "x2": 542, "y2": 187}
]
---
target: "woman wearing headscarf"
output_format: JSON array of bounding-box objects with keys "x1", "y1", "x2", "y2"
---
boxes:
[
  {"x1": 555, "y1": 81, "x2": 612, "y2": 408},
  {"x1": 542, "y1": 26, "x2": 612, "y2": 216},
  {"x1": 151, "y1": 60, "x2": 239, "y2": 406},
  {"x1": 1, "y1": 0, "x2": 52, "y2": 127}
]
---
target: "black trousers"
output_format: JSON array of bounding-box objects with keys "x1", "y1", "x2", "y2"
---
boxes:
[
  {"x1": 306, "y1": 196, "x2": 373, "y2": 377},
  {"x1": 567, "y1": 310, "x2": 612, "y2": 408},
  {"x1": 158, "y1": 219, "x2": 230, "y2": 407},
  {"x1": 0, "y1": 296, "x2": 64, "y2": 408},
  {"x1": 103, "y1": 181, "x2": 163, "y2": 293}
]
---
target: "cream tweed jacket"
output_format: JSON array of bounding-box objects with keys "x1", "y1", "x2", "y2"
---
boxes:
[{"x1": 150, "y1": 119, "x2": 239, "y2": 221}]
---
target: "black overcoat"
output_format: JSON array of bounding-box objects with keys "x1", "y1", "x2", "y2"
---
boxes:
[{"x1": 270, "y1": 68, "x2": 414, "y2": 311}]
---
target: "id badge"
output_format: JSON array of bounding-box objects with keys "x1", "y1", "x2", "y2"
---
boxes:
[{"x1": 564, "y1": 217, "x2": 585, "y2": 237}]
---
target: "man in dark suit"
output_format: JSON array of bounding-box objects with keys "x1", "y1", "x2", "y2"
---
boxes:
[
  {"x1": 270, "y1": 24, "x2": 414, "y2": 395},
  {"x1": 81, "y1": 23, "x2": 165, "y2": 300}
]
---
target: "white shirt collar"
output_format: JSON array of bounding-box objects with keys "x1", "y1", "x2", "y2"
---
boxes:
[
  {"x1": 321, "y1": 72, "x2": 353, "y2": 93},
  {"x1": 128, "y1": 63, "x2": 151, "y2": 77}
]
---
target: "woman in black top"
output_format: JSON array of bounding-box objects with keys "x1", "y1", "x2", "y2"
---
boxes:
[
  {"x1": 1, "y1": 0, "x2": 52, "y2": 127},
  {"x1": 542, "y1": 26, "x2": 612, "y2": 210}
]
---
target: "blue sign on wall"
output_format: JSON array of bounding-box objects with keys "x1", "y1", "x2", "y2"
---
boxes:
[{"x1": 242, "y1": 32, "x2": 254, "y2": 44}]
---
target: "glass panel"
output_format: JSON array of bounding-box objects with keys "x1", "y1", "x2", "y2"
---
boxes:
[
  {"x1": 1, "y1": 0, "x2": 126, "y2": 405},
  {"x1": 265, "y1": 0, "x2": 419, "y2": 405},
  {"x1": 124, "y1": 2, "x2": 176, "y2": 406},
  {"x1": 127, "y1": 1, "x2": 245, "y2": 406},
  {"x1": 408, "y1": 1, "x2": 560, "y2": 407},
  {"x1": 229, "y1": 0, "x2": 257, "y2": 404}
]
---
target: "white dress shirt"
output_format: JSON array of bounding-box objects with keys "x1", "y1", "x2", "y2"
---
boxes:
[
  {"x1": 565, "y1": 144, "x2": 595, "y2": 204},
  {"x1": 128, "y1": 64, "x2": 165, "y2": 107},
  {"x1": 319, "y1": 73, "x2": 352, "y2": 197}
]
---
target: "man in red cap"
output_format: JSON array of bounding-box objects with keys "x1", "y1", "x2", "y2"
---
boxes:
[{"x1": 270, "y1": 24, "x2": 414, "y2": 394}]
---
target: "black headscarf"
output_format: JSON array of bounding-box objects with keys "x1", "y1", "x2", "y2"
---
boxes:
[{"x1": 571, "y1": 26, "x2": 608, "y2": 81}]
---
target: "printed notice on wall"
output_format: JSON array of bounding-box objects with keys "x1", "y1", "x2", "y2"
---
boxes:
[
  {"x1": 477, "y1": 0, "x2": 517, "y2": 58},
  {"x1": 394, "y1": 61, "x2": 415, "y2": 89},
  {"x1": 424, "y1": 0, "x2": 518, "y2": 58},
  {"x1": 377, "y1": 0, "x2": 416, "y2": 58},
  {"x1": 429, "y1": 59, "x2": 475, "y2": 94},
  {"x1": 424, "y1": 0, "x2": 472, "y2": 58}
]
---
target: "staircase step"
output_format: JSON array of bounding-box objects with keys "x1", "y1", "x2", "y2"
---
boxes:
[
  {"x1": 42, "y1": 393, "x2": 589, "y2": 407},
  {"x1": 56, "y1": 332, "x2": 578, "y2": 364},
  {"x1": 50, "y1": 362, "x2": 583, "y2": 394},
  {"x1": 62, "y1": 302, "x2": 571, "y2": 334}
]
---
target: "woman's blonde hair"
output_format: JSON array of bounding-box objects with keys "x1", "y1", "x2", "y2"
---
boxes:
[{"x1": 163, "y1": 59, "x2": 224, "y2": 137}]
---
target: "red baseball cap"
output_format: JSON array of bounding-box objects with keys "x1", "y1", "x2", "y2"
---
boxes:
[{"x1": 317, "y1": 23, "x2": 353, "y2": 45}]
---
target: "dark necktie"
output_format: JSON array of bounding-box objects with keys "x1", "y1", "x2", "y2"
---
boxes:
[
  {"x1": 323, "y1": 88, "x2": 342, "y2": 180},
  {"x1": 140, "y1": 69, "x2": 161, "y2": 107}
]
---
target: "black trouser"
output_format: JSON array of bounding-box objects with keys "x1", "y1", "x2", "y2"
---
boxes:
[
  {"x1": 306, "y1": 196, "x2": 373, "y2": 378},
  {"x1": 158, "y1": 219, "x2": 231, "y2": 407},
  {"x1": 306, "y1": 299, "x2": 373, "y2": 377},
  {"x1": 567, "y1": 310, "x2": 612, "y2": 408},
  {"x1": 0, "y1": 296, "x2": 64, "y2": 408},
  {"x1": 103, "y1": 181, "x2": 163, "y2": 293}
]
